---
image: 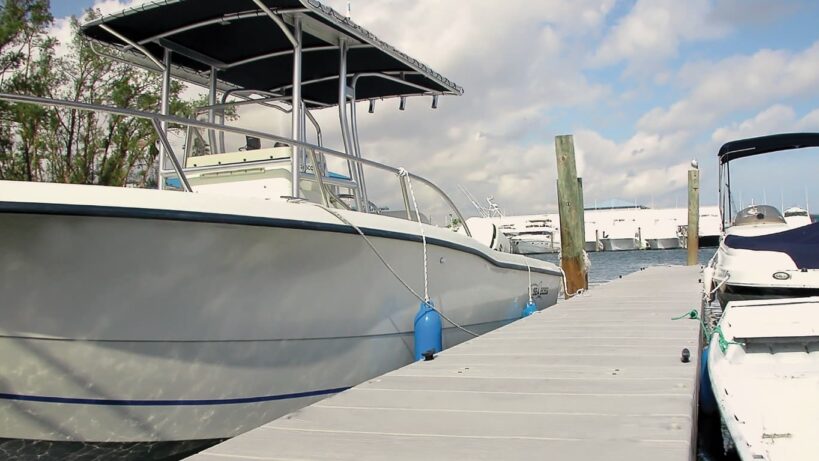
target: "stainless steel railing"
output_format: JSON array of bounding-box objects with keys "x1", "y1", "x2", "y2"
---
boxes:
[{"x1": 0, "y1": 92, "x2": 471, "y2": 236}]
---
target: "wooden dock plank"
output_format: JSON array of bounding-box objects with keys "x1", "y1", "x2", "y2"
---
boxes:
[{"x1": 189, "y1": 265, "x2": 702, "y2": 461}]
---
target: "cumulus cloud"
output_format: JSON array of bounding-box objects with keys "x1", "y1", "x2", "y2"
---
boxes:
[
  {"x1": 45, "y1": 0, "x2": 819, "y2": 215},
  {"x1": 591, "y1": 0, "x2": 728, "y2": 73},
  {"x1": 640, "y1": 42, "x2": 819, "y2": 133}
]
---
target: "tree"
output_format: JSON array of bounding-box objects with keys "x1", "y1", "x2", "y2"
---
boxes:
[
  {"x1": 0, "y1": 5, "x2": 203, "y2": 187},
  {"x1": 0, "y1": 0, "x2": 53, "y2": 180}
]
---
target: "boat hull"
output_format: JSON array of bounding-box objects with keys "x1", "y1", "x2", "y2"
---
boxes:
[
  {"x1": 512, "y1": 238, "x2": 556, "y2": 254},
  {"x1": 600, "y1": 237, "x2": 638, "y2": 251},
  {"x1": 708, "y1": 298, "x2": 819, "y2": 460},
  {"x1": 645, "y1": 237, "x2": 681, "y2": 250},
  {"x1": 0, "y1": 182, "x2": 561, "y2": 452}
]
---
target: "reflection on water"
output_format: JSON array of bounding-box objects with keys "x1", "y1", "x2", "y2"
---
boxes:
[{"x1": 532, "y1": 247, "x2": 717, "y2": 284}]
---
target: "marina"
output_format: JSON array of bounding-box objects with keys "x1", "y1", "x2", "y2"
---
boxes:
[
  {"x1": 0, "y1": 0, "x2": 817, "y2": 460},
  {"x1": 470, "y1": 206, "x2": 722, "y2": 255},
  {"x1": 191, "y1": 265, "x2": 703, "y2": 461}
]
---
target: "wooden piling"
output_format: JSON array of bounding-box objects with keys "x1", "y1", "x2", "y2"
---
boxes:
[
  {"x1": 687, "y1": 168, "x2": 700, "y2": 265},
  {"x1": 555, "y1": 135, "x2": 587, "y2": 297}
]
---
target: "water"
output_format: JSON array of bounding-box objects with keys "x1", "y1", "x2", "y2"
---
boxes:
[
  {"x1": 535, "y1": 247, "x2": 740, "y2": 461},
  {"x1": 531, "y1": 247, "x2": 717, "y2": 284}
]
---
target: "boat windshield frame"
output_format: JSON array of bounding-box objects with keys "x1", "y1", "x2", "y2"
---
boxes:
[
  {"x1": 717, "y1": 132, "x2": 819, "y2": 230},
  {"x1": 72, "y1": 0, "x2": 468, "y2": 227},
  {"x1": 0, "y1": 92, "x2": 472, "y2": 237}
]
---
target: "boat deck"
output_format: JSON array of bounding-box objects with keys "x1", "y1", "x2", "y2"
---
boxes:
[{"x1": 189, "y1": 265, "x2": 703, "y2": 461}]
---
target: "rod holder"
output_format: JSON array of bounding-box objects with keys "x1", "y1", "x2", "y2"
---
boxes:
[
  {"x1": 399, "y1": 96, "x2": 406, "y2": 111},
  {"x1": 368, "y1": 99, "x2": 375, "y2": 113}
]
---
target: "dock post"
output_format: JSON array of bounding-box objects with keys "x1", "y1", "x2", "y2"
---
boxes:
[
  {"x1": 555, "y1": 135, "x2": 587, "y2": 297},
  {"x1": 687, "y1": 165, "x2": 700, "y2": 265},
  {"x1": 577, "y1": 177, "x2": 586, "y2": 249}
]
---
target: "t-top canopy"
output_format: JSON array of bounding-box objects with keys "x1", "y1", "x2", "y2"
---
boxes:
[
  {"x1": 81, "y1": 0, "x2": 462, "y2": 108},
  {"x1": 718, "y1": 132, "x2": 819, "y2": 164}
]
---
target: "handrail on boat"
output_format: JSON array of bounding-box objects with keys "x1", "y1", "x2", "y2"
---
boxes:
[{"x1": 0, "y1": 92, "x2": 471, "y2": 236}]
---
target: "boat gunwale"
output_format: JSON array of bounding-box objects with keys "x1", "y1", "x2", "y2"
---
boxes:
[{"x1": 0, "y1": 200, "x2": 562, "y2": 277}]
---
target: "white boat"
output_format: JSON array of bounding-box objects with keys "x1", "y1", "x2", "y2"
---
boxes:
[
  {"x1": 510, "y1": 218, "x2": 558, "y2": 254},
  {"x1": 598, "y1": 218, "x2": 640, "y2": 251},
  {"x1": 643, "y1": 218, "x2": 682, "y2": 250},
  {"x1": 706, "y1": 134, "x2": 819, "y2": 307},
  {"x1": 707, "y1": 297, "x2": 819, "y2": 460},
  {"x1": 0, "y1": 1, "x2": 562, "y2": 458},
  {"x1": 784, "y1": 206, "x2": 812, "y2": 228}
]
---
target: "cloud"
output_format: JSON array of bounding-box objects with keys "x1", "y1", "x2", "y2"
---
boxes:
[
  {"x1": 711, "y1": 105, "x2": 797, "y2": 143},
  {"x1": 591, "y1": 0, "x2": 728, "y2": 73},
  {"x1": 708, "y1": 0, "x2": 802, "y2": 26},
  {"x1": 712, "y1": 104, "x2": 819, "y2": 144},
  {"x1": 44, "y1": 0, "x2": 818, "y2": 215},
  {"x1": 639, "y1": 41, "x2": 819, "y2": 133}
]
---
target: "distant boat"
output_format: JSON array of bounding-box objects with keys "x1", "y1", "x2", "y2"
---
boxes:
[{"x1": 784, "y1": 206, "x2": 811, "y2": 228}]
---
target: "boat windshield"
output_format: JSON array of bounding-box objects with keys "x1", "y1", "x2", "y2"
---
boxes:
[
  {"x1": 784, "y1": 208, "x2": 809, "y2": 217},
  {"x1": 733, "y1": 205, "x2": 786, "y2": 226}
]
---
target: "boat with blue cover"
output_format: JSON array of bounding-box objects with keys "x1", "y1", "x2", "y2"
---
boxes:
[{"x1": 706, "y1": 133, "x2": 819, "y2": 307}]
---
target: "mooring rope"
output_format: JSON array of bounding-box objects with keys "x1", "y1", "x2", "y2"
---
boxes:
[
  {"x1": 398, "y1": 167, "x2": 429, "y2": 302},
  {"x1": 306, "y1": 200, "x2": 479, "y2": 338},
  {"x1": 672, "y1": 308, "x2": 742, "y2": 353}
]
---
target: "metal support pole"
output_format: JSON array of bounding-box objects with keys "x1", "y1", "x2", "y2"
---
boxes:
[
  {"x1": 291, "y1": 17, "x2": 302, "y2": 198},
  {"x1": 158, "y1": 49, "x2": 172, "y2": 190},
  {"x1": 687, "y1": 167, "x2": 700, "y2": 265},
  {"x1": 337, "y1": 40, "x2": 364, "y2": 212},
  {"x1": 208, "y1": 66, "x2": 218, "y2": 154},
  {"x1": 151, "y1": 118, "x2": 192, "y2": 192},
  {"x1": 349, "y1": 92, "x2": 369, "y2": 210},
  {"x1": 577, "y1": 177, "x2": 585, "y2": 249}
]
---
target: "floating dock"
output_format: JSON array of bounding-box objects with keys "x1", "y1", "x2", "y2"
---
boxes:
[{"x1": 190, "y1": 265, "x2": 703, "y2": 461}]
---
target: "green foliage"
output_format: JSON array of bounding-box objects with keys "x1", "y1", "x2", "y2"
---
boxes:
[{"x1": 0, "y1": 5, "x2": 207, "y2": 186}]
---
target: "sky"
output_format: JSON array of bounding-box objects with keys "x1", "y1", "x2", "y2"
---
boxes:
[{"x1": 50, "y1": 0, "x2": 819, "y2": 216}]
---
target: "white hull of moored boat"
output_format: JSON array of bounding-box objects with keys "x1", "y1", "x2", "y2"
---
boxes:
[
  {"x1": 0, "y1": 181, "x2": 561, "y2": 445},
  {"x1": 645, "y1": 237, "x2": 681, "y2": 250},
  {"x1": 600, "y1": 237, "x2": 639, "y2": 251},
  {"x1": 707, "y1": 297, "x2": 819, "y2": 460},
  {"x1": 512, "y1": 238, "x2": 557, "y2": 255}
]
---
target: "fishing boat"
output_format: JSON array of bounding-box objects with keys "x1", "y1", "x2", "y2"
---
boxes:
[
  {"x1": 707, "y1": 297, "x2": 819, "y2": 460},
  {"x1": 706, "y1": 133, "x2": 819, "y2": 307},
  {"x1": 0, "y1": 1, "x2": 562, "y2": 458}
]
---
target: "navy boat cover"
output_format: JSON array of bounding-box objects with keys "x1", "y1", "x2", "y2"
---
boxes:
[{"x1": 724, "y1": 221, "x2": 819, "y2": 269}]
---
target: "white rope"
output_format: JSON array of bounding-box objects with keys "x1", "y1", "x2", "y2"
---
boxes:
[
  {"x1": 307, "y1": 201, "x2": 479, "y2": 338},
  {"x1": 523, "y1": 257, "x2": 533, "y2": 304},
  {"x1": 557, "y1": 266, "x2": 585, "y2": 297},
  {"x1": 398, "y1": 167, "x2": 429, "y2": 302},
  {"x1": 707, "y1": 274, "x2": 729, "y2": 297}
]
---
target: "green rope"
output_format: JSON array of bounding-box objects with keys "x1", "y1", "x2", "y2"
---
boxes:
[
  {"x1": 671, "y1": 308, "x2": 744, "y2": 353},
  {"x1": 713, "y1": 325, "x2": 743, "y2": 353},
  {"x1": 672, "y1": 309, "x2": 699, "y2": 321}
]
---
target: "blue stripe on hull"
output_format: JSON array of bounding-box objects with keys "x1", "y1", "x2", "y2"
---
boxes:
[{"x1": 0, "y1": 386, "x2": 350, "y2": 406}]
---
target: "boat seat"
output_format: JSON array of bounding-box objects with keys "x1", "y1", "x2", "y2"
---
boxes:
[{"x1": 724, "y1": 221, "x2": 819, "y2": 269}]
